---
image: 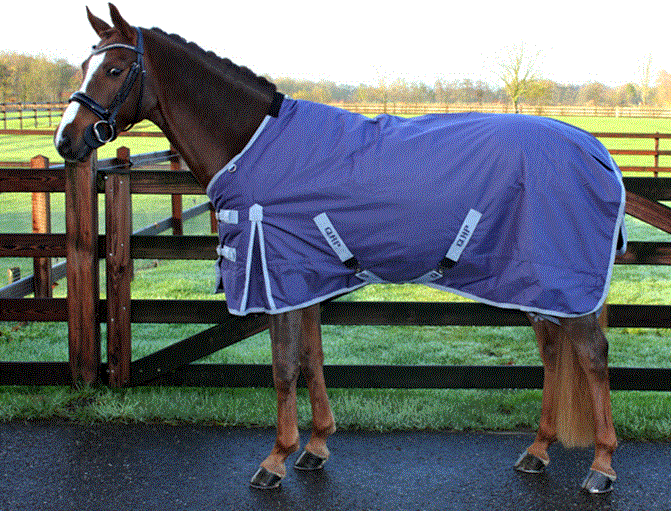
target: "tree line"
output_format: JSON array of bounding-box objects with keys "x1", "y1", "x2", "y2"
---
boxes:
[
  {"x1": 0, "y1": 52, "x2": 80, "y2": 103},
  {"x1": 276, "y1": 76, "x2": 671, "y2": 108},
  {"x1": 3, "y1": 50, "x2": 671, "y2": 108}
]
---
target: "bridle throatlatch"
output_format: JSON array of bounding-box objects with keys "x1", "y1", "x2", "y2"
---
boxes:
[{"x1": 69, "y1": 26, "x2": 146, "y2": 149}]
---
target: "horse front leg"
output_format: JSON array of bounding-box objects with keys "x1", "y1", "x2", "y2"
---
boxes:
[
  {"x1": 294, "y1": 304, "x2": 336, "y2": 470},
  {"x1": 250, "y1": 310, "x2": 302, "y2": 489},
  {"x1": 564, "y1": 313, "x2": 617, "y2": 493},
  {"x1": 515, "y1": 314, "x2": 561, "y2": 474}
]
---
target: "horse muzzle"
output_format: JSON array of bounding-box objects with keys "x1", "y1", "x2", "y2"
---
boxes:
[
  {"x1": 55, "y1": 116, "x2": 117, "y2": 162},
  {"x1": 55, "y1": 130, "x2": 94, "y2": 163}
]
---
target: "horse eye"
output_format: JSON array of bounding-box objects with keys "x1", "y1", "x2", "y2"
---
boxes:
[{"x1": 107, "y1": 68, "x2": 123, "y2": 77}]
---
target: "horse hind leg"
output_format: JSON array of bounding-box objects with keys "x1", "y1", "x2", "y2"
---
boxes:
[
  {"x1": 294, "y1": 304, "x2": 337, "y2": 471},
  {"x1": 562, "y1": 313, "x2": 617, "y2": 493},
  {"x1": 554, "y1": 321, "x2": 597, "y2": 450},
  {"x1": 515, "y1": 314, "x2": 561, "y2": 474},
  {"x1": 516, "y1": 312, "x2": 616, "y2": 492}
]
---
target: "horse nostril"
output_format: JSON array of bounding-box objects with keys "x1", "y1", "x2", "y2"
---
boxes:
[
  {"x1": 55, "y1": 132, "x2": 92, "y2": 162},
  {"x1": 56, "y1": 134, "x2": 72, "y2": 157}
]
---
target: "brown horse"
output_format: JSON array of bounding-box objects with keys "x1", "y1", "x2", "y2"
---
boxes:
[{"x1": 55, "y1": 4, "x2": 619, "y2": 493}]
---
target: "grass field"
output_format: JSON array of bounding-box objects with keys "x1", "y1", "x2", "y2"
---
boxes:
[{"x1": 1, "y1": 113, "x2": 670, "y2": 439}]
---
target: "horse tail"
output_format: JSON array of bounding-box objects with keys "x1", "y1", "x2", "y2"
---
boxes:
[{"x1": 555, "y1": 329, "x2": 595, "y2": 448}]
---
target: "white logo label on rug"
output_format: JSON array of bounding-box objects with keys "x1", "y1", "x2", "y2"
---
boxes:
[
  {"x1": 313, "y1": 212, "x2": 355, "y2": 263},
  {"x1": 446, "y1": 209, "x2": 482, "y2": 263}
]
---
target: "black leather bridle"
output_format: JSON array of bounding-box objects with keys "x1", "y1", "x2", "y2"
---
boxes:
[{"x1": 69, "y1": 26, "x2": 146, "y2": 149}]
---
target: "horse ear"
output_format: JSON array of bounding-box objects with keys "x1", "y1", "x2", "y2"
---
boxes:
[
  {"x1": 108, "y1": 3, "x2": 135, "y2": 41},
  {"x1": 87, "y1": 6, "x2": 112, "y2": 38}
]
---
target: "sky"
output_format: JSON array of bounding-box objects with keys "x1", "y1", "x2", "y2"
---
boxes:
[{"x1": 3, "y1": 0, "x2": 670, "y2": 88}]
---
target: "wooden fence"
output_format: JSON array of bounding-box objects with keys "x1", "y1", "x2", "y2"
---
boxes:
[
  {"x1": 1, "y1": 144, "x2": 671, "y2": 390},
  {"x1": 5, "y1": 102, "x2": 671, "y2": 126},
  {"x1": 1, "y1": 102, "x2": 68, "y2": 129},
  {"x1": 334, "y1": 103, "x2": 671, "y2": 118},
  {"x1": 595, "y1": 132, "x2": 671, "y2": 177}
]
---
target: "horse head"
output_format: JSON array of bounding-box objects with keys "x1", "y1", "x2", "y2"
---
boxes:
[{"x1": 55, "y1": 3, "x2": 151, "y2": 162}]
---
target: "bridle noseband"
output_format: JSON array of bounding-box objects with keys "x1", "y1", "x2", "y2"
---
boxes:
[{"x1": 70, "y1": 26, "x2": 146, "y2": 149}]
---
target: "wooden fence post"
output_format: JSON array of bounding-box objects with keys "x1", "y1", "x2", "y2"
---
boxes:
[
  {"x1": 210, "y1": 204, "x2": 217, "y2": 234},
  {"x1": 654, "y1": 133, "x2": 660, "y2": 178},
  {"x1": 7, "y1": 267, "x2": 20, "y2": 283},
  {"x1": 170, "y1": 144, "x2": 183, "y2": 236},
  {"x1": 65, "y1": 153, "x2": 100, "y2": 385},
  {"x1": 105, "y1": 147, "x2": 133, "y2": 387},
  {"x1": 31, "y1": 155, "x2": 52, "y2": 298}
]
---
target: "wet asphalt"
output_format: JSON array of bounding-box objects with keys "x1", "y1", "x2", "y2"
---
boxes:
[{"x1": 0, "y1": 422, "x2": 669, "y2": 511}]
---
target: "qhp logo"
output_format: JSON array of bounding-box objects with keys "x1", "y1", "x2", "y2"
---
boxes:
[
  {"x1": 324, "y1": 226, "x2": 342, "y2": 248},
  {"x1": 455, "y1": 224, "x2": 472, "y2": 247},
  {"x1": 446, "y1": 209, "x2": 482, "y2": 263}
]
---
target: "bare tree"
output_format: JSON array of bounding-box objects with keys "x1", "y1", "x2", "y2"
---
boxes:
[
  {"x1": 497, "y1": 43, "x2": 540, "y2": 113},
  {"x1": 638, "y1": 53, "x2": 653, "y2": 105}
]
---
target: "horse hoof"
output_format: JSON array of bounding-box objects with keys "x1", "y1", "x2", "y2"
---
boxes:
[
  {"x1": 294, "y1": 449, "x2": 327, "y2": 471},
  {"x1": 250, "y1": 467, "x2": 282, "y2": 489},
  {"x1": 514, "y1": 449, "x2": 548, "y2": 474},
  {"x1": 581, "y1": 469, "x2": 615, "y2": 494}
]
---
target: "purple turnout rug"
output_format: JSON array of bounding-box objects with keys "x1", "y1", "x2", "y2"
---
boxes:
[{"x1": 207, "y1": 97, "x2": 626, "y2": 317}]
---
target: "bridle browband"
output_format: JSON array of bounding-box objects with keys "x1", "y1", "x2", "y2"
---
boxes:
[{"x1": 69, "y1": 26, "x2": 146, "y2": 149}]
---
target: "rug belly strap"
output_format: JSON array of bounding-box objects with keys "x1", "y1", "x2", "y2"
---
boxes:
[{"x1": 313, "y1": 209, "x2": 483, "y2": 285}]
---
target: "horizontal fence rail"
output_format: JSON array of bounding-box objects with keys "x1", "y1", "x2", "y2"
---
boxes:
[
  {"x1": 2, "y1": 362, "x2": 669, "y2": 392},
  {"x1": 2, "y1": 298, "x2": 671, "y2": 329},
  {"x1": 1, "y1": 143, "x2": 671, "y2": 390},
  {"x1": 5, "y1": 101, "x2": 671, "y2": 120}
]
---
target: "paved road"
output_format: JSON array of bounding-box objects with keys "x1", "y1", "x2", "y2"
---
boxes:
[{"x1": 0, "y1": 422, "x2": 669, "y2": 510}]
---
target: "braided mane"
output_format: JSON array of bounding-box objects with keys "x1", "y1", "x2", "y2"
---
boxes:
[{"x1": 150, "y1": 27, "x2": 276, "y2": 93}]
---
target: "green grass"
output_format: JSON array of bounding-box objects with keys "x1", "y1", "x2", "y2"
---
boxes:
[
  {"x1": 1, "y1": 115, "x2": 670, "y2": 439},
  {"x1": 0, "y1": 387, "x2": 668, "y2": 441},
  {"x1": 0, "y1": 117, "x2": 166, "y2": 163}
]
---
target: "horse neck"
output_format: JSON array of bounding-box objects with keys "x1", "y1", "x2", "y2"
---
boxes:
[{"x1": 143, "y1": 29, "x2": 275, "y2": 189}]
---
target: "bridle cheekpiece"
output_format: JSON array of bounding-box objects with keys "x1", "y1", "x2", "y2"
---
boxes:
[{"x1": 69, "y1": 26, "x2": 146, "y2": 149}]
